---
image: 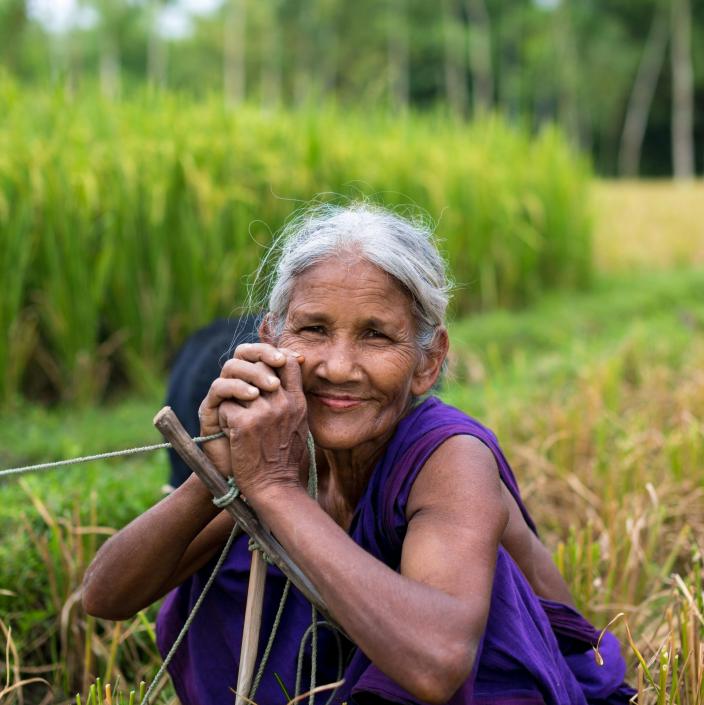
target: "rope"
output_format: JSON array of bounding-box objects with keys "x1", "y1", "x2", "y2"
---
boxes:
[
  {"x1": 305, "y1": 434, "x2": 319, "y2": 705},
  {"x1": 0, "y1": 432, "x2": 226, "y2": 479},
  {"x1": 248, "y1": 432, "x2": 341, "y2": 704},
  {"x1": 249, "y1": 579, "x2": 291, "y2": 700},
  {"x1": 140, "y1": 522, "x2": 241, "y2": 705},
  {"x1": 294, "y1": 621, "x2": 344, "y2": 705},
  {"x1": 212, "y1": 476, "x2": 240, "y2": 508}
]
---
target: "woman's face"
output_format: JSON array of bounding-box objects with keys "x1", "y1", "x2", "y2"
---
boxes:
[{"x1": 273, "y1": 256, "x2": 444, "y2": 455}]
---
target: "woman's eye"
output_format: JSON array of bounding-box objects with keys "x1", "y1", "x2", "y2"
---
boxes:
[
  {"x1": 365, "y1": 329, "x2": 389, "y2": 340},
  {"x1": 301, "y1": 325, "x2": 325, "y2": 335}
]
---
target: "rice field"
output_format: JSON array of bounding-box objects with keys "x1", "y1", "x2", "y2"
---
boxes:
[
  {"x1": 0, "y1": 81, "x2": 591, "y2": 406},
  {"x1": 593, "y1": 180, "x2": 704, "y2": 273}
]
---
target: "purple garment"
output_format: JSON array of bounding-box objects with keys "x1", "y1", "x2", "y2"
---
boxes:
[{"x1": 157, "y1": 396, "x2": 634, "y2": 705}]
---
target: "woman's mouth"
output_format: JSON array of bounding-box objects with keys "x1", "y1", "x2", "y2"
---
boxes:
[{"x1": 313, "y1": 394, "x2": 365, "y2": 410}]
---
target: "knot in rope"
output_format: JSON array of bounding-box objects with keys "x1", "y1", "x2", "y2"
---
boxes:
[
  {"x1": 248, "y1": 537, "x2": 274, "y2": 564},
  {"x1": 212, "y1": 476, "x2": 240, "y2": 508}
]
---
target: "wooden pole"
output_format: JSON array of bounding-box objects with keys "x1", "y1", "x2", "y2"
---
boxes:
[
  {"x1": 235, "y1": 549, "x2": 268, "y2": 705},
  {"x1": 152, "y1": 406, "x2": 335, "y2": 624}
]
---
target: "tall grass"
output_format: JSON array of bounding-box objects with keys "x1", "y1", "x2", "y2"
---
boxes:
[{"x1": 0, "y1": 77, "x2": 592, "y2": 405}]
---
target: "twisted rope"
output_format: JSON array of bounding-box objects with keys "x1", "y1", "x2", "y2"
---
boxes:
[
  {"x1": 0, "y1": 432, "x2": 226, "y2": 479},
  {"x1": 140, "y1": 522, "x2": 241, "y2": 705}
]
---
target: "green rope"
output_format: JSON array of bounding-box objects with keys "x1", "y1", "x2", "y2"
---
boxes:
[
  {"x1": 249, "y1": 432, "x2": 332, "y2": 703},
  {"x1": 249, "y1": 579, "x2": 291, "y2": 700},
  {"x1": 294, "y1": 621, "x2": 344, "y2": 705},
  {"x1": 306, "y1": 434, "x2": 319, "y2": 705},
  {"x1": 0, "y1": 432, "x2": 225, "y2": 479},
  {"x1": 212, "y1": 476, "x2": 240, "y2": 508},
  {"x1": 140, "y1": 522, "x2": 241, "y2": 705}
]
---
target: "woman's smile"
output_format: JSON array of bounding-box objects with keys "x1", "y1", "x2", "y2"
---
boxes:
[{"x1": 312, "y1": 392, "x2": 366, "y2": 410}]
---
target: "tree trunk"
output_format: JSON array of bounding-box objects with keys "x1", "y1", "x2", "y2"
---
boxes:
[
  {"x1": 224, "y1": 0, "x2": 246, "y2": 107},
  {"x1": 442, "y1": 0, "x2": 469, "y2": 118},
  {"x1": 553, "y1": 0, "x2": 581, "y2": 146},
  {"x1": 147, "y1": 0, "x2": 167, "y2": 88},
  {"x1": 387, "y1": 0, "x2": 409, "y2": 113},
  {"x1": 618, "y1": 2, "x2": 669, "y2": 178},
  {"x1": 464, "y1": 0, "x2": 493, "y2": 114},
  {"x1": 261, "y1": 2, "x2": 281, "y2": 108},
  {"x1": 671, "y1": 0, "x2": 695, "y2": 179},
  {"x1": 293, "y1": 2, "x2": 313, "y2": 105}
]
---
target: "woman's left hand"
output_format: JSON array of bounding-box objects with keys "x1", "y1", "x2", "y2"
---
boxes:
[{"x1": 217, "y1": 349, "x2": 310, "y2": 504}]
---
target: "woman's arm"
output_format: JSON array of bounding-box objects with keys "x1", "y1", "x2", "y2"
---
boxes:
[
  {"x1": 246, "y1": 434, "x2": 506, "y2": 705},
  {"x1": 81, "y1": 474, "x2": 233, "y2": 620},
  {"x1": 500, "y1": 486, "x2": 575, "y2": 606},
  {"x1": 81, "y1": 345, "x2": 289, "y2": 620}
]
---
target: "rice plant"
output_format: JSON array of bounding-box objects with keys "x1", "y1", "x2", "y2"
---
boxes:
[{"x1": 0, "y1": 78, "x2": 592, "y2": 405}]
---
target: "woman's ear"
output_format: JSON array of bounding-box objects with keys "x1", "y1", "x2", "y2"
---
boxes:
[
  {"x1": 411, "y1": 327, "x2": 449, "y2": 396},
  {"x1": 258, "y1": 313, "x2": 277, "y2": 344}
]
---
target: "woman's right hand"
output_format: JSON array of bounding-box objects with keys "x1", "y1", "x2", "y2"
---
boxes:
[{"x1": 198, "y1": 342, "x2": 292, "y2": 477}]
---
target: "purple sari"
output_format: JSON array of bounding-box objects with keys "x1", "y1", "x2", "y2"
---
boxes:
[{"x1": 157, "y1": 397, "x2": 634, "y2": 704}]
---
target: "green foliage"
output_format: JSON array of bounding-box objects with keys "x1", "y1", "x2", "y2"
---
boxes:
[{"x1": 0, "y1": 80, "x2": 592, "y2": 405}]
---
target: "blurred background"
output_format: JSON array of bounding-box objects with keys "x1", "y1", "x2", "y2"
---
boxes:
[
  {"x1": 4, "y1": 0, "x2": 704, "y2": 176},
  {"x1": 0, "y1": 1, "x2": 703, "y2": 704}
]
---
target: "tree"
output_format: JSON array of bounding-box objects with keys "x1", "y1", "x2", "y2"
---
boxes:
[
  {"x1": 387, "y1": 0, "x2": 410, "y2": 112},
  {"x1": 224, "y1": 0, "x2": 246, "y2": 106},
  {"x1": 465, "y1": 0, "x2": 493, "y2": 114},
  {"x1": 146, "y1": 0, "x2": 177, "y2": 88},
  {"x1": 618, "y1": 0, "x2": 669, "y2": 177},
  {"x1": 442, "y1": 0, "x2": 468, "y2": 117},
  {"x1": 670, "y1": 0, "x2": 695, "y2": 179}
]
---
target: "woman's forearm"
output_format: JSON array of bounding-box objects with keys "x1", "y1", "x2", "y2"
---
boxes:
[
  {"x1": 82, "y1": 474, "x2": 222, "y2": 620},
  {"x1": 249, "y1": 486, "x2": 480, "y2": 703}
]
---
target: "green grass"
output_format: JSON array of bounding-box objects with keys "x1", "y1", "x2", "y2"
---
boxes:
[
  {"x1": 1, "y1": 267, "x2": 703, "y2": 702},
  {"x1": 443, "y1": 267, "x2": 704, "y2": 414}
]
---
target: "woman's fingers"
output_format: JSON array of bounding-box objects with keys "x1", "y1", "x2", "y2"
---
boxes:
[
  {"x1": 198, "y1": 378, "x2": 259, "y2": 437},
  {"x1": 221, "y1": 358, "x2": 281, "y2": 394},
  {"x1": 276, "y1": 352, "x2": 305, "y2": 400},
  {"x1": 233, "y1": 342, "x2": 288, "y2": 368}
]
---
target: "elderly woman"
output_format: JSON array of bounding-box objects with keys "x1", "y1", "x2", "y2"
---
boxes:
[{"x1": 83, "y1": 204, "x2": 633, "y2": 705}]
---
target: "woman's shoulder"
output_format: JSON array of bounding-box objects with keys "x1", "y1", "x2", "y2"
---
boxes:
[
  {"x1": 377, "y1": 395, "x2": 536, "y2": 542},
  {"x1": 389, "y1": 396, "x2": 500, "y2": 462}
]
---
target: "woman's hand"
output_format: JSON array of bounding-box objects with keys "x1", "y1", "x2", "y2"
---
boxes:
[{"x1": 198, "y1": 343, "x2": 309, "y2": 502}]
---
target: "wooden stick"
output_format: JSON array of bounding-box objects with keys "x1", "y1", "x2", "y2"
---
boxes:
[
  {"x1": 235, "y1": 549, "x2": 268, "y2": 705},
  {"x1": 152, "y1": 406, "x2": 335, "y2": 624}
]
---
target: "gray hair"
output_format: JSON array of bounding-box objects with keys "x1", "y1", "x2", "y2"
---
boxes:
[{"x1": 258, "y1": 202, "x2": 452, "y2": 354}]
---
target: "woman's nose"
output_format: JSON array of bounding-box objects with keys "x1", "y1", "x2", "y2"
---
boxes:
[{"x1": 317, "y1": 337, "x2": 360, "y2": 384}]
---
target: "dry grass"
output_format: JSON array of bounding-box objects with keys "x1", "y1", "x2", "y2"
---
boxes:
[{"x1": 594, "y1": 180, "x2": 704, "y2": 272}]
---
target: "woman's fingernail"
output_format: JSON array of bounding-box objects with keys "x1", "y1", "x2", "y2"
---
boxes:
[
  {"x1": 267, "y1": 376, "x2": 279, "y2": 386},
  {"x1": 246, "y1": 385, "x2": 259, "y2": 396},
  {"x1": 273, "y1": 351, "x2": 285, "y2": 362}
]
